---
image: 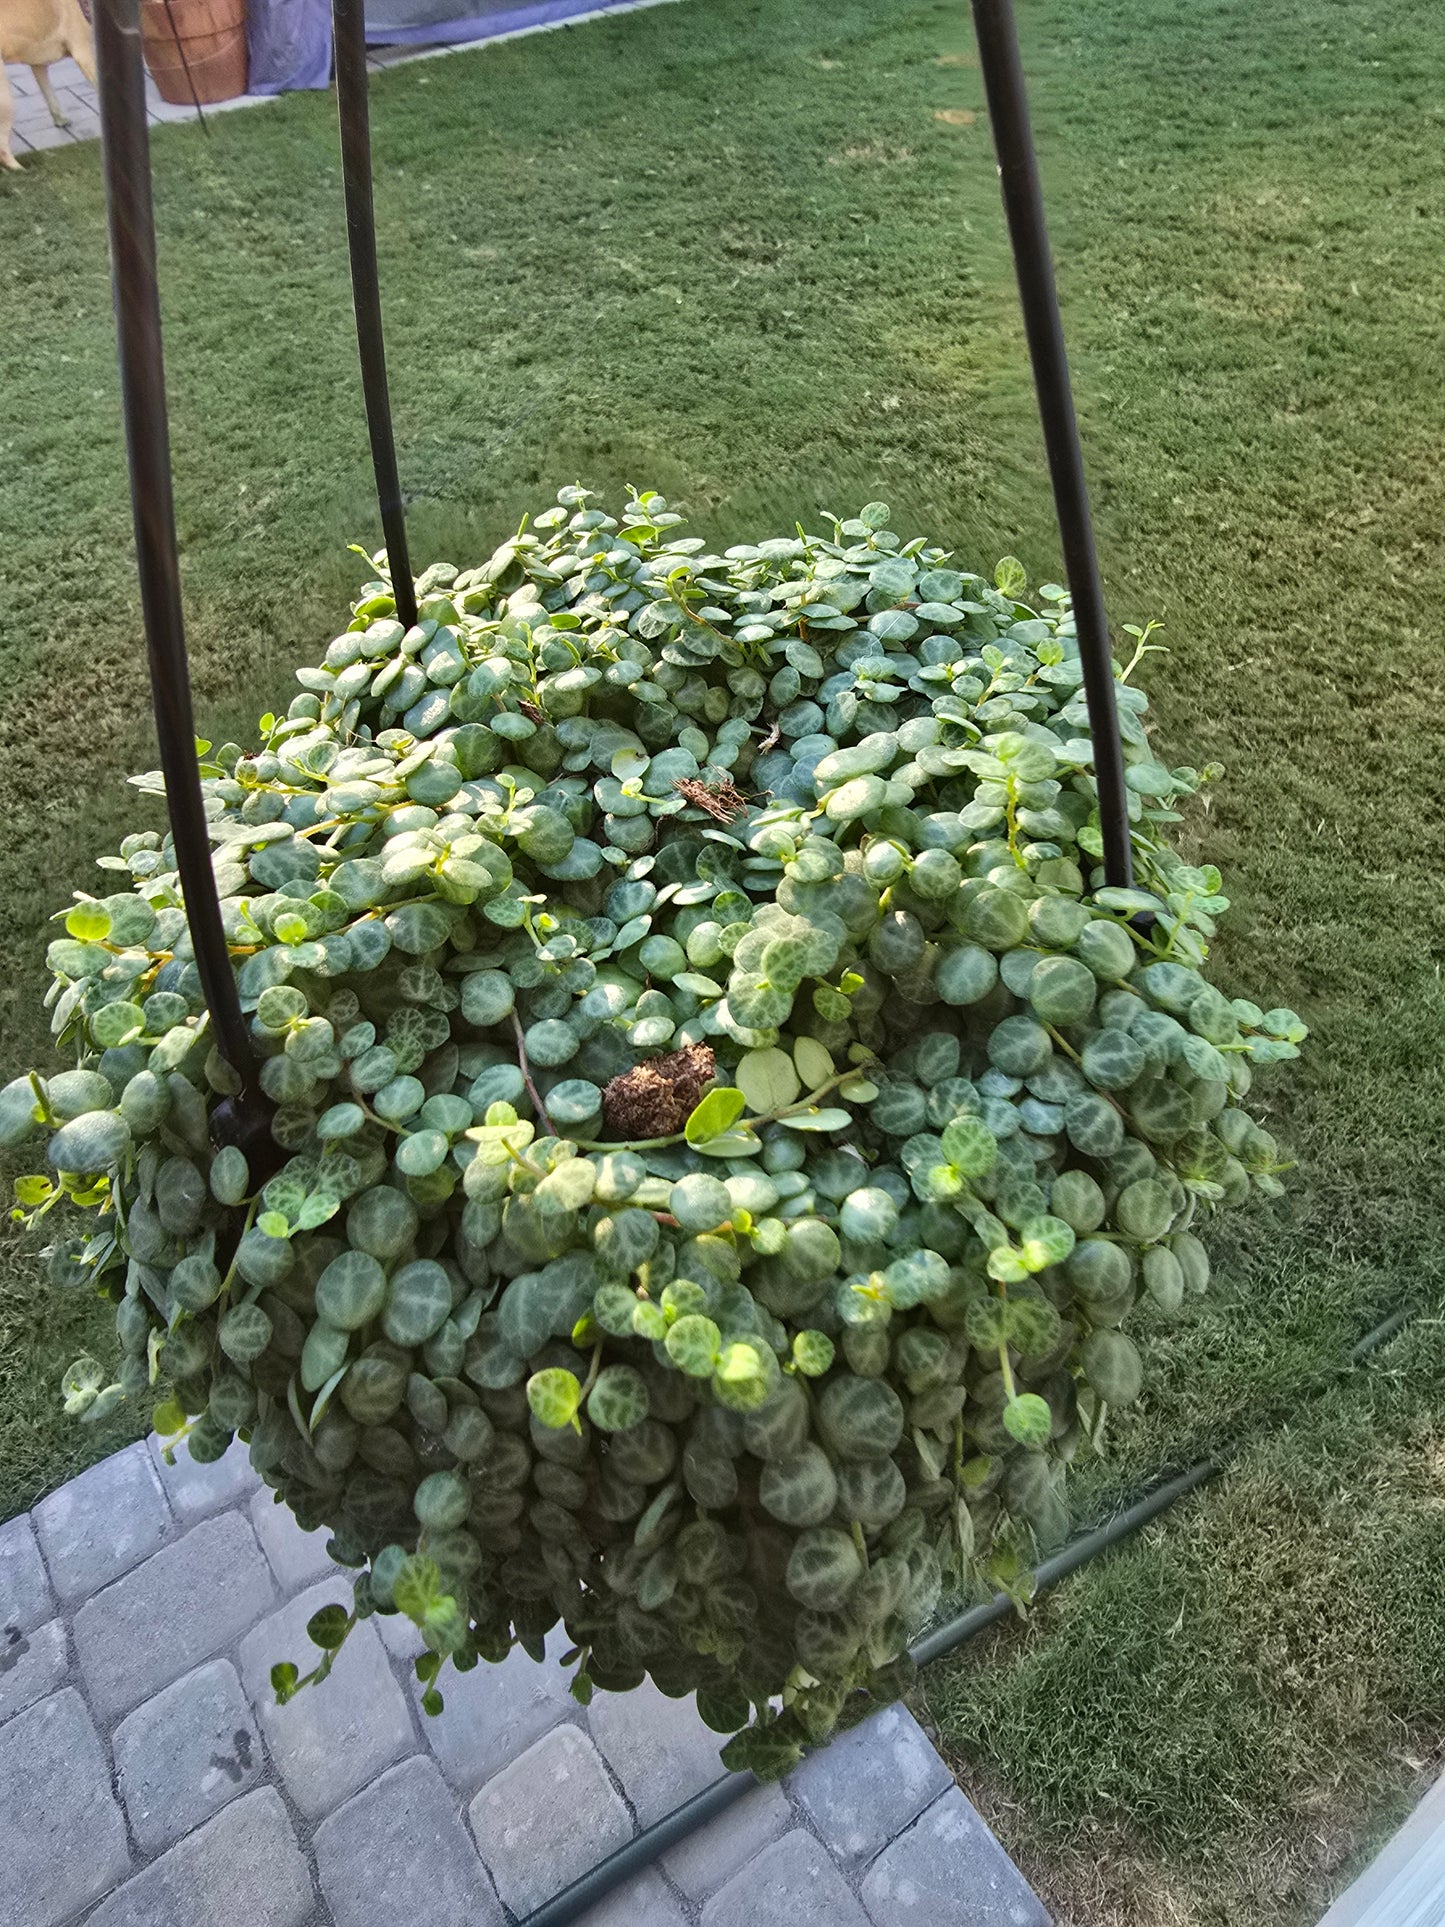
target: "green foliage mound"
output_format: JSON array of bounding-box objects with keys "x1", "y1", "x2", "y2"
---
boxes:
[{"x1": 1, "y1": 487, "x2": 1305, "y2": 1774}]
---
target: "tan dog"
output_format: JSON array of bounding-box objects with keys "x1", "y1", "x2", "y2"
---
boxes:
[{"x1": 2, "y1": 0, "x2": 97, "y2": 170}]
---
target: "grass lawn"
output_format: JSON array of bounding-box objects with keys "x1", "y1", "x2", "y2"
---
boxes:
[{"x1": 2, "y1": 0, "x2": 1443, "y2": 1916}]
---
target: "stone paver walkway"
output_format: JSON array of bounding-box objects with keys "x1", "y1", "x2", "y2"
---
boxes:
[
  {"x1": 0, "y1": 1436, "x2": 1050, "y2": 1926},
  {"x1": 2, "y1": 56, "x2": 272, "y2": 162},
  {"x1": 1, "y1": 3, "x2": 672, "y2": 163}
]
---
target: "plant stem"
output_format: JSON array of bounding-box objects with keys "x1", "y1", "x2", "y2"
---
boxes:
[
  {"x1": 220, "y1": 1198, "x2": 260, "y2": 1305},
  {"x1": 1044, "y1": 1024, "x2": 1083, "y2": 1065},
  {"x1": 1005, "y1": 776, "x2": 1027, "y2": 869},
  {"x1": 511, "y1": 1012, "x2": 555, "y2": 1135},
  {"x1": 568, "y1": 1129, "x2": 688, "y2": 1152},
  {"x1": 995, "y1": 1338, "x2": 1017, "y2": 1402},
  {"x1": 501, "y1": 1141, "x2": 547, "y2": 1181},
  {"x1": 1158, "y1": 891, "x2": 1193, "y2": 961},
  {"x1": 27, "y1": 1072, "x2": 55, "y2": 1126}
]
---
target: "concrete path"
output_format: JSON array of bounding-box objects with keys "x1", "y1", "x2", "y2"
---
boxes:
[
  {"x1": 1317, "y1": 1770, "x2": 1445, "y2": 1927},
  {"x1": 0, "y1": 1436, "x2": 1050, "y2": 1926}
]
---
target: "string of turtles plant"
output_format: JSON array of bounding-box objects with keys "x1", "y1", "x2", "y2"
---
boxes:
[{"x1": 0, "y1": 486, "x2": 1305, "y2": 1775}]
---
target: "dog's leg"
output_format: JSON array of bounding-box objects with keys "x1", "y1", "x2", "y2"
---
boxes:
[
  {"x1": 0, "y1": 67, "x2": 21, "y2": 171},
  {"x1": 34, "y1": 67, "x2": 72, "y2": 130},
  {"x1": 70, "y1": 28, "x2": 98, "y2": 88}
]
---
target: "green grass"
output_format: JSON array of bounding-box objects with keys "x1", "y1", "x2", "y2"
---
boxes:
[
  {"x1": 923, "y1": 1315, "x2": 1445, "y2": 1927},
  {"x1": 2, "y1": 0, "x2": 1443, "y2": 1914}
]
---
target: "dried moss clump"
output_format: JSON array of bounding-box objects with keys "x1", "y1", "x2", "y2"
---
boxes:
[{"x1": 602, "y1": 1044, "x2": 717, "y2": 1138}]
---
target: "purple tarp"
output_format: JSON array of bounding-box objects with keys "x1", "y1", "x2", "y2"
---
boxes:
[
  {"x1": 246, "y1": 0, "x2": 333, "y2": 92},
  {"x1": 241, "y1": 0, "x2": 663, "y2": 95},
  {"x1": 363, "y1": 0, "x2": 655, "y2": 50}
]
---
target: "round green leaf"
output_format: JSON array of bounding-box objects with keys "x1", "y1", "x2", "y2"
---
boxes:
[{"x1": 527, "y1": 1367, "x2": 582, "y2": 1428}]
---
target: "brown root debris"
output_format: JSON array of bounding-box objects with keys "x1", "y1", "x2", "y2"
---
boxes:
[
  {"x1": 672, "y1": 777, "x2": 749, "y2": 822},
  {"x1": 601, "y1": 1043, "x2": 717, "y2": 1139}
]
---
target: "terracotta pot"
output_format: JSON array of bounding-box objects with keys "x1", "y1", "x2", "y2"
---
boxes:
[{"x1": 140, "y1": 0, "x2": 249, "y2": 106}]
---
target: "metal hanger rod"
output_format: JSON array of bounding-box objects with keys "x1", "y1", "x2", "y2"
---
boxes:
[
  {"x1": 969, "y1": 0, "x2": 1134, "y2": 889},
  {"x1": 332, "y1": 0, "x2": 419, "y2": 631},
  {"x1": 93, "y1": 0, "x2": 258, "y2": 1094}
]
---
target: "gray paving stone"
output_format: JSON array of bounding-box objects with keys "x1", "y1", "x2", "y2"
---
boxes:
[
  {"x1": 789, "y1": 1702, "x2": 951, "y2": 1870},
  {"x1": 87, "y1": 1787, "x2": 314, "y2": 1927},
  {"x1": 58, "y1": 103, "x2": 102, "y2": 140},
  {"x1": 33, "y1": 1440, "x2": 172, "y2": 1604},
  {"x1": 701, "y1": 1828, "x2": 871, "y2": 1927},
  {"x1": 74, "y1": 1510, "x2": 276, "y2": 1719},
  {"x1": 315, "y1": 1755, "x2": 503, "y2": 1927},
  {"x1": 376, "y1": 1604, "x2": 426, "y2": 1658},
  {"x1": 13, "y1": 119, "x2": 76, "y2": 152},
  {"x1": 576, "y1": 1866, "x2": 689, "y2": 1926},
  {"x1": 149, "y1": 98, "x2": 204, "y2": 124},
  {"x1": 239, "y1": 1578, "x2": 415, "y2": 1819},
  {"x1": 418, "y1": 1631, "x2": 578, "y2": 1792},
  {"x1": 149, "y1": 1429, "x2": 260, "y2": 1520},
  {"x1": 589, "y1": 1675, "x2": 730, "y2": 1825},
  {"x1": 0, "y1": 1512, "x2": 52, "y2": 1635},
  {"x1": 249, "y1": 1486, "x2": 336, "y2": 1591},
  {"x1": 0, "y1": 1617, "x2": 68, "y2": 1724},
  {"x1": 469, "y1": 1724, "x2": 634, "y2": 1916},
  {"x1": 0, "y1": 1688, "x2": 131, "y2": 1927},
  {"x1": 661, "y1": 1779, "x2": 793, "y2": 1901},
  {"x1": 860, "y1": 1788, "x2": 1052, "y2": 1927},
  {"x1": 113, "y1": 1657, "x2": 262, "y2": 1853}
]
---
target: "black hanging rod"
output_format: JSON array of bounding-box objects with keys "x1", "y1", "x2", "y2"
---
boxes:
[
  {"x1": 969, "y1": 0, "x2": 1134, "y2": 889},
  {"x1": 332, "y1": 0, "x2": 418, "y2": 632},
  {"x1": 93, "y1": 0, "x2": 261, "y2": 1111}
]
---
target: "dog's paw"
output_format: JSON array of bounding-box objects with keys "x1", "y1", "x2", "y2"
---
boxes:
[{"x1": 0, "y1": 154, "x2": 24, "y2": 173}]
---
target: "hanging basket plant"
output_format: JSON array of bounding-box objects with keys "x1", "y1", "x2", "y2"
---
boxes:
[{"x1": 1, "y1": 487, "x2": 1305, "y2": 1776}]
